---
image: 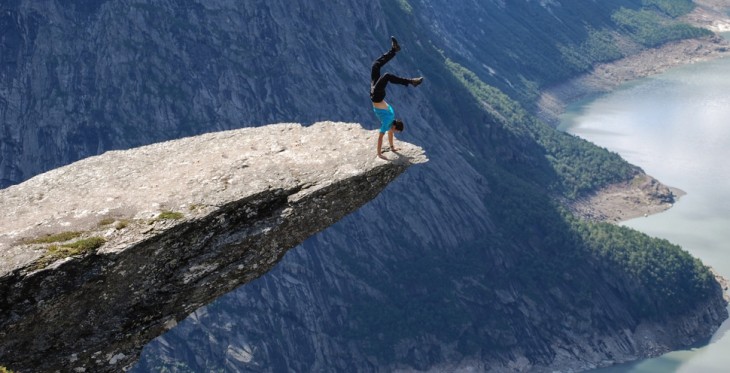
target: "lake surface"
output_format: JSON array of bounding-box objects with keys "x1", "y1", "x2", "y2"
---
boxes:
[{"x1": 559, "y1": 56, "x2": 730, "y2": 372}]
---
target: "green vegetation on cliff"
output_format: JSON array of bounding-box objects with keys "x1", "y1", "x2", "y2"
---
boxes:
[
  {"x1": 573, "y1": 218, "x2": 716, "y2": 317},
  {"x1": 441, "y1": 27, "x2": 716, "y2": 319},
  {"x1": 334, "y1": 0, "x2": 722, "y2": 364},
  {"x1": 643, "y1": 0, "x2": 695, "y2": 17},
  {"x1": 406, "y1": 0, "x2": 709, "y2": 107},
  {"x1": 21, "y1": 230, "x2": 107, "y2": 270},
  {"x1": 342, "y1": 151, "x2": 716, "y2": 362},
  {"x1": 23, "y1": 231, "x2": 83, "y2": 245},
  {"x1": 445, "y1": 59, "x2": 637, "y2": 198},
  {"x1": 612, "y1": 7, "x2": 711, "y2": 46}
]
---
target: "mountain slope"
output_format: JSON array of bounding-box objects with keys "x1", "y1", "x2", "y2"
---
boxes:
[{"x1": 0, "y1": 0, "x2": 725, "y2": 372}]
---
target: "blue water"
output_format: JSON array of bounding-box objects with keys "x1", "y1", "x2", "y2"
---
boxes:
[{"x1": 560, "y1": 56, "x2": 730, "y2": 372}]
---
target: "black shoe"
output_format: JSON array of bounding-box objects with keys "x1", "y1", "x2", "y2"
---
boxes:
[
  {"x1": 411, "y1": 77, "x2": 423, "y2": 87},
  {"x1": 391, "y1": 36, "x2": 401, "y2": 52}
]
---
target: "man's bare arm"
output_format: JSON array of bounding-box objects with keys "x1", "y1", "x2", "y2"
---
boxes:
[
  {"x1": 388, "y1": 129, "x2": 399, "y2": 152},
  {"x1": 377, "y1": 132, "x2": 387, "y2": 160}
]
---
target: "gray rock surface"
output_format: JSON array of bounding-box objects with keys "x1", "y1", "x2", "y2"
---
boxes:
[{"x1": 0, "y1": 121, "x2": 426, "y2": 372}]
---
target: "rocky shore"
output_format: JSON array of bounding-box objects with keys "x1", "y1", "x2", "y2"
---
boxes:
[
  {"x1": 538, "y1": 0, "x2": 730, "y2": 126},
  {"x1": 544, "y1": 2, "x2": 730, "y2": 223},
  {"x1": 569, "y1": 174, "x2": 684, "y2": 223},
  {"x1": 537, "y1": 35, "x2": 730, "y2": 127}
]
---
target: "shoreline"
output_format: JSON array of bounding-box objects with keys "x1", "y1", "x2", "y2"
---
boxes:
[
  {"x1": 544, "y1": 2, "x2": 730, "y2": 223},
  {"x1": 524, "y1": 5, "x2": 730, "y2": 372},
  {"x1": 568, "y1": 174, "x2": 685, "y2": 223},
  {"x1": 538, "y1": 0, "x2": 730, "y2": 126},
  {"x1": 537, "y1": 35, "x2": 730, "y2": 127}
]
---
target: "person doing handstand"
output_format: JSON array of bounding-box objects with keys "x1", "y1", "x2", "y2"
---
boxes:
[{"x1": 370, "y1": 36, "x2": 423, "y2": 160}]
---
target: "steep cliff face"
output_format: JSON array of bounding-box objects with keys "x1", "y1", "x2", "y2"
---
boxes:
[
  {"x1": 0, "y1": 0, "x2": 401, "y2": 188},
  {"x1": 0, "y1": 0, "x2": 660, "y2": 188},
  {"x1": 1, "y1": 0, "x2": 727, "y2": 372},
  {"x1": 0, "y1": 122, "x2": 427, "y2": 372}
]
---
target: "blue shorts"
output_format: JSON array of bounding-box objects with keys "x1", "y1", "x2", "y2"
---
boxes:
[{"x1": 373, "y1": 104, "x2": 395, "y2": 134}]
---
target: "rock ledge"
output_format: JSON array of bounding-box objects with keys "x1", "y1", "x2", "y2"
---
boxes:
[{"x1": 0, "y1": 121, "x2": 426, "y2": 372}]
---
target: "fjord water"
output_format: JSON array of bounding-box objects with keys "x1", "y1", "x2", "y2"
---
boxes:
[{"x1": 559, "y1": 57, "x2": 730, "y2": 372}]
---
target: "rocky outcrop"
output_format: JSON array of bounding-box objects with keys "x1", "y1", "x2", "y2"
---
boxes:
[
  {"x1": 0, "y1": 121, "x2": 427, "y2": 372},
  {"x1": 569, "y1": 174, "x2": 685, "y2": 222}
]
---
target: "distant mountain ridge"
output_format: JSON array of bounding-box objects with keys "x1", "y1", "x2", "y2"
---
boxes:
[{"x1": 0, "y1": 0, "x2": 726, "y2": 372}]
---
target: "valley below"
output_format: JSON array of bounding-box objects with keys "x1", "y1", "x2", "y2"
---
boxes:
[{"x1": 560, "y1": 49, "x2": 730, "y2": 372}]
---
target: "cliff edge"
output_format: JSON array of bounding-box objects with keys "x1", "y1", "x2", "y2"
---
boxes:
[{"x1": 0, "y1": 121, "x2": 427, "y2": 372}]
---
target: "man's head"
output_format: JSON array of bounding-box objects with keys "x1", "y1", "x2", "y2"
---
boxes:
[{"x1": 392, "y1": 119, "x2": 404, "y2": 132}]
